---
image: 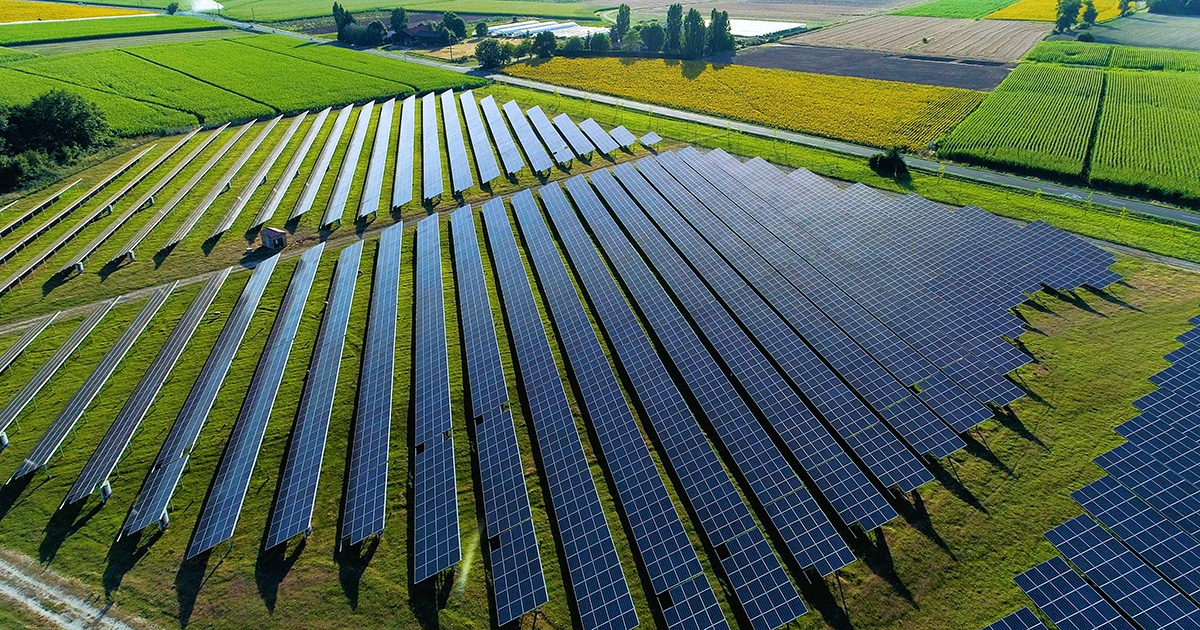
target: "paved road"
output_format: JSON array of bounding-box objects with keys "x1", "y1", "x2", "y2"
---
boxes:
[{"x1": 196, "y1": 13, "x2": 1200, "y2": 228}]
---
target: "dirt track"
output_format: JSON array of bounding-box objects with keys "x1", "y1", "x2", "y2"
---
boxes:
[{"x1": 786, "y1": 15, "x2": 1052, "y2": 61}]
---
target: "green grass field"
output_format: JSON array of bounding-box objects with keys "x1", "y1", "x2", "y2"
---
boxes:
[
  {"x1": 1027, "y1": 40, "x2": 1200, "y2": 70},
  {"x1": 0, "y1": 15, "x2": 223, "y2": 46},
  {"x1": 892, "y1": 0, "x2": 1018, "y2": 19},
  {"x1": 71, "y1": 0, "x2": 604, "y2": 22},
  {"x1": 0, "y1": 67, "x2": 195, "y2": 135},
  {"x1": 0, "y1": 46, "x2": 35, "y2": 63}
]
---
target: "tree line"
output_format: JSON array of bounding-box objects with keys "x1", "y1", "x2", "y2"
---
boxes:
[{"x1": 0, "y1": 91, "x2": 112, "y2": 194}]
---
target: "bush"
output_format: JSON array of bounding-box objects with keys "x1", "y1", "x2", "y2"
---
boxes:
[
  {"x1": 869, "y1": 147, "x2": 908, "y2": 178},
  {"x1": 475, "y1": 21, "x2": 488, "y2": 37},
  {"x1": 1077, "y1": 30, "x2": 1096, "y2": 41},
  {"x1": 589, "y1": 32, "x2": 611, "y2": 52},
  {"x1": 563, "y1": 36, "x2": 584, "y2": 52},
  {"x1": 166, "y1": 2, "x2": 179, "y2": 14},
  {"x1": 339, "y1": 22, "x2": 384, "y2": 46},
  {"x1": 0, "y1": 90, "x2": 112, "y2": 193},
  {"x1": 641, "y1": 22, "x2": 665, "y2": 52}
]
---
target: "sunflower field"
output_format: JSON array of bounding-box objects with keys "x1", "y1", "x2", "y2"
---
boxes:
[
  {"x1": 505, "y1": 58, "x2": 985, "y2": 151},
  {"x1": 987, "y1": 0, "x2": 1122, "y2": 22},
  {"x1": 0, "y1": 0, "x2": 146, "y2": 23}
]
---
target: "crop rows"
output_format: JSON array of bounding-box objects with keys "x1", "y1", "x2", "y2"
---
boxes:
[
  {"x1": 1090, "y1": 71, "x2": 1200, "y2": 202},
  {"x1": 940, "y1": 64, "x2": 1102, "y2": 177},
  {"x1": 893, "y1": 0, "x2": 1019, "y2": 19},
  {"x1": 1027, "y1": 41, "x2": 1200, "y2": 71},
  {"x1": 0, "y1": 15, "x2": 221, "y2": 46},
  {"x1": 0, "y1": 67, "x2": 194, "y2": 135},
  {"x1": 987, "y1": 0, "x2": 1122, "y2": 21},
  {"x1": 0, "y1": 46, "x2": 34, "y2": 64},
  {"x1": 1025, "y1": 41, "x2": 1113, "y2": 66},
  {"x1": 505, "y1": 57, "x2": 985, "y2": 150}
]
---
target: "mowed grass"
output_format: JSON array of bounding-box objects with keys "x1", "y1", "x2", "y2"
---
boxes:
[
  {"x1": 0, "y1": 0, "x2": 146, "y2": 23},
  {"x1": 893, "y1": 0, "x2": 1017, "y2": 20},
  {"x1": 0, "y1": 15, "x2": 221, "y2": 46},
  {"x1": 505, "y1": 58, "x2": 986, "y2": 151}
]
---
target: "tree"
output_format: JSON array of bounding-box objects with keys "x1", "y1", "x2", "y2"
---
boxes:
[
  {"x1": 563, "y1": 36, "x2": 585, "y2": 52},
  {"x1": 475, "y1": 38, "x2": 510, "y2": 68},
  {"x1": 589, "y1": 31, "x2": 611, "y2": 52},
  {"x1": 442, "y1": 11, "x2": 467, "y2": 38},
  {"x1": 1055, "y1": 0, "x2": 1082, "y2": 30},
  {"x1": 532, "y1": 31, "x2": 558, "y2": 57},
  {"x1": 611, "y1": 3, "x2": 631, "y2": 42},
  {"x1": 1082, "y1": 0, "x2": 1099, "y2": 23},
  {"x1": 390, "y1": 8, "x2": 408, "y2": 34},
  {"x1": 166, "y1": 2, "x2": 179, "y2": 14},
  {"x1": 681, "y1": 8, "x2": 706, "y2": 59},
  {"x1": 475, "y1": 21, "x2": 488, "y2": 37},
  {"x1": 868, "y1": 147, "x2": 908, "y2": 179},
  {"x1": 1118, "y1": 0, "x2": 1133, "y2": 14},
  {"x1": 640, "y1": 22, "x2": 665, "y2": 52},
  {"x1": 332, "y1": 2, "x2": 356, "y2": 30},
  {"x1": 514, "y1": 39, "x2": 533, "y2": 57},
  {"x1": 1, "y1": 90, "x2": 112, "y2": 193},
  {"x1": 665, "y1": 3, "x2": 683, "y2": 52},
  {"x1": 1077, "y1": 30, "x2": 1096, "y2": 40},
  {"x1": 707, "y1": 9, "x2": 733, "y2": 53}
]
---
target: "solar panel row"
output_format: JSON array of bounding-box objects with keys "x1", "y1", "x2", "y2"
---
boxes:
[
  {"x1": 358, "y1": 98, "x2": 394, "y2": 221},
  {"x1": 983, "y1": 608, "x2": 1048, "y2": 630},
  {"x1": 481, "y1": 197, "x2": 638, "y2": 630},
  {"x1": 61, "y1": 126, "x2": 217, "y2": 275},
  {"x1": 480, "y1": 95, "x2": 524, "y2": 177},
  {"x1": 1014, "y1": 556, "x2": 1134, "y2": 630},
  {"x1": 539, "y1": 181, "x2": 806, "y2": 630},
  {"x1": 502, "y1": 100, "x2": 552, "y2": 174},
  {"x1": 66, "y1": 267, "x2": 230, "y2": 506},
  {"x1": 448, "y1": 206, "x2": 546, "y2": 624},
  {"x1": 459, "y1": 91, "x2": 502, "y2": 185},
  {"x1": 441, "y1": 91, "x2": 473, "y2": 194},
  {"x1": 116, "y1": 121, "x2": 254, "y2": 263},
  {"x1": 510, "y1": 189, "x2": 727, "y2": 629},
  {"x1": 574, "y1": 170, "x2": 857, "y2": 576},
  {"x1": 343, "y1": 221, "x2": 403, "y2": 546},
  {"x1": 392, "y1": 95, "x2": 417, "y2": 210},
  {"x1": 525, "y1": 106, "x2": 572, "y2": 166},
  {"x1": 322, "y1": 102, "x2": 374, "y2": 228},
  {"x1": 0, "y1": 146, "x2": 153, "y2": 267},
  {"x1": 0, "y1": 179, "x2": 81, "y2": 238},
  {"x1": 422, "y1": 93, "x2": 444, "y2": 202},
  {"x1": 10, "y1": 282, "x2": 174, "y2": 481},
  {"x1": 292, "y1": 105, "x2": 353, "y2": 220},
  {"x1": 552, "y1": 113, "x2": 596, "y2": 159},
  {"x1": 578, "y1": 119, "x2": 619, "y2": 155},
  {"x1": 0, "y1": 298, "x2": 115, "y2": 439},
  {"x1": 124, "y1": 254, "x2": 280, "y2": 534},
  {"x1": 1095, "y1": 441, "x2": 1200, "y2": 540},
  {"x1": 0, "y1": 312, "x2": 58, "y2": 377},
  {"x1": 253, "y1": 108, "x2": 330, "y2": 228},
  {"x1": 166, "y1": 116, "x2": 282, "y2": 250},
  {"x1": 188, "y1": 244, "x2": 323, "y2": 558},
  {"x1": 412, "y1": 214, "x2": 460, "y2": 583},
  {"x1": 609, "y1": 126, "x2": 638, "y2": 149},
  {"x1": 267, "y1": 241, "x2": 362, "y2": 549},
  {"x1": 216, "y1": 112, "x2": 308, "y2": 237}
]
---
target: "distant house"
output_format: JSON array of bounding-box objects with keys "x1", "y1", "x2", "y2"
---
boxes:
[{"x1": 396, "y1": 24, "x2": 447, "y2": 46}]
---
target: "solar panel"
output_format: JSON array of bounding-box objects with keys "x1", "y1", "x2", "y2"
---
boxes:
[
  {"x1": 1045, "y1": 514, "x2": 1200, "y2": 629},
  {"x1": 1096, "y1": 441, "x2": 1200, "y2": 539},
  {"x1": 291, "y1": 104, "x2": 353, "y2": 220},
  {"x1": 412, "y1": 214, "x2": 460, "y2": 582},
  {"x1": 124, "y1": 255, "x2": 280, "y2": 534},
  {"x1": 440, "y1": 91, "x2": 474, "y2": 194},
  {"x1": 322, "y1": 102, "x2": 374, "y2": 228},
  {"x1": 392, "y1": 95, "x2": 416, "y2": 210},
  {"x1": 640, "y1": 132, "x2": 662, "y2": 146},
  {"x1": 609, "y1": 125, "x2": 638, "y2": 149},
  {"x1": 358, "y1": 98, "x2": 394, "y2": 221},
  {"x1": 0, "y1": 298, "x2": 115, "y2": 439},
  {"x1": 60, "y1": 126, "x2": 219, "y2": 276},
  {"x1": 10, "y1": 283, "x2": 173, "y2": 481},
  {"x1": 983, "y1": 608, "x2": 1049, "y2": 630},
  {"x1": 117, "y1": 120, "x2": 255, "y2": 263},
  {"x1": 422, "y1": 92, "x2": 445, "y2": 201},
  {"x1": 188, "y1": 245, "x2": 323, "y2": 557},
  {"x1": 488, "y1": 516, "x2": 549, "y2": 626},
  {"x1": 267, "y1": 241, "x2": 362, "y2": 549},
  {"x1": 66, "y1": 268, "x2": 230, "y2": 506},
  {"x1": 253, "y1": 107, "x2": 330, "y2": 228},
  {"x1": 0, "y1": 312, "x2": 58, "y2": 377},
  {"x1": 552, "y1": 113, "x2": 596, "y2": 159},
  {"x1": 525, "y1": 106, "x2": 572, "y2": 165},
  {"x1": 539, "y1": 181, "x2": 806, "y2": 629},
  {"x1": 458, "y1": 91, "x2": 502, "y2": 185},
  {"x1": 566, "y1": 172, "x2": 852, "y2": 576},
  {"x1": 608, "y1": 161, "x2": 910, "y2": 525},
  {"x1": 502, "y1": 100, "x2": 553, "y2": 174},
  {"x1": 343, "y1": 221, "x2": 403, "y2": 546},
  {"x1": 0, "y1": 146, "x2": 152, "y2": 267},
  {"x1": 449, "y1": 207, "x2": 508, "y2": 419},
  {"x1": 166, "y1": 117, "x2": 281, "y2": 250},
  {"x1": 480, "y1": 95, "x2": 524, "y2": 177},
  {"x1": 216, "y1": 112, "x2": 307, "y2": 237},
  {"x1": 578, "y1": 119, "x2": 619, "y2": 155},
  {"x1": 481, "y1": 197, "x2": 638, "y2": 630},
  {"x1": 0, "y1": 179, "x2": 81, "y2": 238},
  {"x1": 511, "y1": 189, "x2": 725, "y2": 626},
  {"x1": 1014, "y1": 556, "x2": 1135, "y2": 630}
]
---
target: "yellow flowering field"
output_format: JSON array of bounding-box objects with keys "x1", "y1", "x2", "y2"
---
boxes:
[
  {"x1": 505, "y1": 58, "x2": 985, "y2": 150},
  {"x1": 987, "y1": 0, "x2": 1121, "y2": 22},
  {"x1": 0, "y1": 0, "x2": 147, "y2": 24}
]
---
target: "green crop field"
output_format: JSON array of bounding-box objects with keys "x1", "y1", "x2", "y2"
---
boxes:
[
  {"x1": 0, "y1": 15, "x2": 223, "y2": 46},
  {"x1": 1024, "y1": 40, "x2": 1114, "y2": 66},
  {"x1": 0, "y1": 67, "x2": 195, "y2": 135},
  {"x1": 73, "y1": 0, "x2": 604, "y2": 22},
  {"x1": 0, "y1": 45, "x2": 35, "y2": 63},
  {"x1": 892, "y1": 0, "x2": 1017, "y2": 19},
  {"x1": 1027, "y1": 40, "x2": 1200, "y2": 70},
  {"x1": 939, "y1": 64, "x2": 1102, "y2": 177},
  {"x1": 1091, "y1": 70, "x2": 1200, "y2": 202},
  {"x1": 12, "y1": 49, "x2": 275, "y2": 124}
]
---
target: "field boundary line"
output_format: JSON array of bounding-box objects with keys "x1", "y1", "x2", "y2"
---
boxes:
[
  {"x1": 1081, "y1": 71, "x2": 1108, "y2": 181},
  {"x1": 121, "y1": 48, "x2": 282, "y2": 116}
]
